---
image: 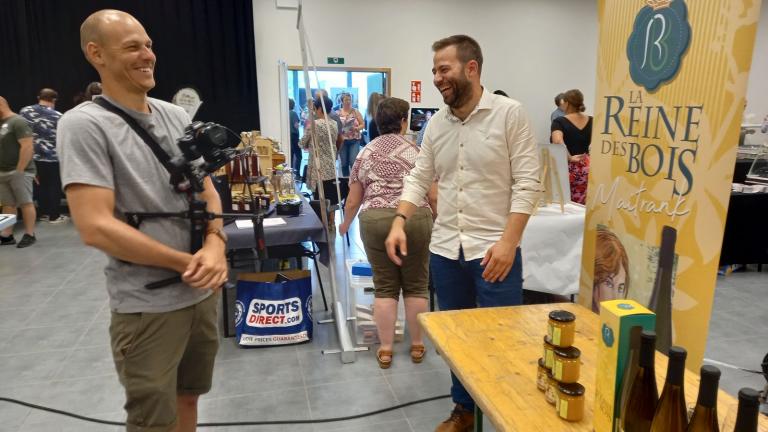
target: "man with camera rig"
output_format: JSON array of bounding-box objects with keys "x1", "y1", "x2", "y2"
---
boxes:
[{"x1": 58, "y1": 10, "x2": 227, "y2": 432}]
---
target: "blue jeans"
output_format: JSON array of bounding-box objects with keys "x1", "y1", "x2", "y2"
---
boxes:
[
  {"x1": 430, "y1": 247, "x2": 523, "y2": 411},
  {"x1": 339, "y1": 139, "x2": 361, "y2": 177}
]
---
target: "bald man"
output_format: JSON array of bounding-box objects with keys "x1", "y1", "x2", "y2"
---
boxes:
[
  {"x1": 57, "y1": 10, "x2": 226, "y2": 432},
  {"x1": 0, "y1": 96, "x2": 37, "y2": 248}
]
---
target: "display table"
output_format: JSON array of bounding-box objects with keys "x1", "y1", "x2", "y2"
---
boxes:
[
  {"x1": 223, "y1": 199, "x2": 326, "y2": 250},
  {"x1": 0, "y1": 214, "x2": 16, "y2": 231},
  {"x1": 221, "y1": 199, "x2": 327, "y2": 337},
  {"x1": 419, "y1": 303, "x2": 767, "y2": 432},
  {"x1": 522, "y1": 203, "x2": 585, "y2": 296},
  {"x1": 720, "y1": 191, "x2": 768, "y2": 266}
]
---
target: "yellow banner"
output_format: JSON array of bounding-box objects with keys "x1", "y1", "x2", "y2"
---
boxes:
[{"x1": 579, "y1": 0, "x2": 761, "y2": 368}]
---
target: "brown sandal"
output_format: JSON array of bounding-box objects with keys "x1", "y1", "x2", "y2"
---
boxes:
[
  {"x1": 376, "y1": 349, "x2": 393, "y2": 369},
  {"x1": 410, "y1": 344, "x2": 426, "y2": 363}
]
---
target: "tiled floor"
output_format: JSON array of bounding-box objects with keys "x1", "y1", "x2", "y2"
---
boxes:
[{"x1": 0, "y1": 219, "x2": 766, "y2": 431}]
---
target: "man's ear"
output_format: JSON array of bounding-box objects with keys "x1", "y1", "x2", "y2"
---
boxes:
[
  {"x1": 86, "y1": 42, "x2": 105, "y2": 66},
  {"x1": 466, "y1": 60, "x2": 479, "y2": 79}
]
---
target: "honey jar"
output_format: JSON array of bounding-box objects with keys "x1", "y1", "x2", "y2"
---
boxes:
[
  {"x1": 543, "y1": 336, "x2": 556, "y2": 369},
  {"x1": 547, "y1": 310, "x2": 576, "y2": 347},
  {"x1": 536, "y1": 358, "x2": 550, "y2": 392},
  {"x1": 556, "y1": 382, "x2": 585, "y2": 422},
  {"x1": 553, "y1": 346, "x2": 581, "y2": 383},
  {"x1": 545, "y1": 371, "x2": 559, "y2": 405}
]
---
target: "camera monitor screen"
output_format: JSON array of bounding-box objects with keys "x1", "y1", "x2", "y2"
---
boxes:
[{"x1": 410, "y1": 108, "x2": 440, "y2": 132}]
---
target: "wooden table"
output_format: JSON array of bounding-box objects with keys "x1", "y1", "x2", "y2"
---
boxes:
[{"x1": 419, "y1": 302, "x2": 767, "y2": 432}]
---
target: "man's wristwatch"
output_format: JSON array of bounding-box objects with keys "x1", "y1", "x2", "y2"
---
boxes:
[{"x1": 206, "y1": 227, "x2": 228, "y2": 245}]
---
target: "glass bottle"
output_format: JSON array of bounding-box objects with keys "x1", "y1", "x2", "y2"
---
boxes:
[
  {"x1": 686, "y1": 365, "x2": 721, "y2": 432},
  {"x1": 725, "y1": 388, "x2": 760, "y2": 432},
  {"x1": 650, "y1": 346, "x2": 688, "y2": 432},
  {"x1": 623, "y1": 330, "x2": 659, "y2": 432}
]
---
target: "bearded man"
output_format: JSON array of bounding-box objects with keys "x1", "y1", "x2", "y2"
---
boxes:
[{"x1": 384, "y1": 35, "x2": 542, "y2": 432}]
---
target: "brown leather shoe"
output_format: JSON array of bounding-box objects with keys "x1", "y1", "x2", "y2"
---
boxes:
[{"x1": 434, "y1": 404, "x2": 474, "y2": 432}]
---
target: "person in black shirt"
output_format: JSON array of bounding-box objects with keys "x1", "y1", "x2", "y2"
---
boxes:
[
  {"x1": 365, "y1": 92, "x2": 384, "y2": 144},
  {"x1": 551, "y1": 89, "x2": 592, "y2": 204}
]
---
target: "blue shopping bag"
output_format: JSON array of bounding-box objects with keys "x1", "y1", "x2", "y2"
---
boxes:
[{"x1": 234, "y1": 270, "x2": 313, "y2": 347}]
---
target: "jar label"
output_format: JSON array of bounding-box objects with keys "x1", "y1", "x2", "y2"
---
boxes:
[
  {"x1": 554, "y1": 359, "x2": 563, "y2": 380},
  {"x1": 547, "y1": 323, "x2": 553, "y2": 338},
  {"x1": 559, "y1": 399, "x2": 569, "y2": 418},
  {"x1": 553, "y1": 327, "x2": 562, "y2": 345}
]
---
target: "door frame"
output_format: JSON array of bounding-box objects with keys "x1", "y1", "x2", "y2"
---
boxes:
[{"x1": 287, "y1": 66, "x2": 392, "y2": 97}]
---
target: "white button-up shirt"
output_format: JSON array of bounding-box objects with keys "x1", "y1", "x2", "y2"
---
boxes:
[{"x1": 401, "y1": 89, "x2": 542, "y2": 261}]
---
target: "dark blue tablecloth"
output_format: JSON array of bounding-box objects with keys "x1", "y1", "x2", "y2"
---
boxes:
[{"x1": 224, "y1": 199, "x2": 326, "y2": 250}]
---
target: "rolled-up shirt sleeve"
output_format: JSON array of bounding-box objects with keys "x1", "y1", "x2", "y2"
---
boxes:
[
  {"x1": 506, "y1": 105, "x2": 543, "y2": 214},
  {"x1": 400, "y1": 125, "x2": 436, "y2": 206}
]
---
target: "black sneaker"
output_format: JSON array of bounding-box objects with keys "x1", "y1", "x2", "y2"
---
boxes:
[
  {"x1": 16, "y1": 234, "x2": 36, "y2": 248},
  {"x1": 0, "y1": 235, "x2": 16, "y2": 246}
]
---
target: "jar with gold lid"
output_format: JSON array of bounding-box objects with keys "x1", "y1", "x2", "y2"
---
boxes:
[
  {"x1": 542, "y1": 336, "x2": 556, "y2": 369},
  {"x1": 556, "y1": 382, "x2": 585, "y2": 422},
  {"x1": 536, "y1": 358, "x2": 550, "y2": 392},
  {"x1": 547, "y1": 310, "x2": 576, "y2": 347},
  {"x1": 553, "y1": 346, "x2": 581, "y2": 383}
]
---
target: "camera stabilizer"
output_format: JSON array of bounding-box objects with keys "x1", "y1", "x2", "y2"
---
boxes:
[{"x1": 93, "y1": 98, "x2": 267, "y2": 290}]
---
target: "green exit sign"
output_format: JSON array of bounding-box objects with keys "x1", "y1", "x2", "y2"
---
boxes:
[{"x1": 327, "y1": 57, "x2": 345, "y2": 65}]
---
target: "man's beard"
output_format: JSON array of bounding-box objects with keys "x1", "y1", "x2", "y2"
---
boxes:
[{"x1": 442, "y1": 75, "x2": 473, "y2": 109}]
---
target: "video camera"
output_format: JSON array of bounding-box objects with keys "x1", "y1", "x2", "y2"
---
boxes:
[{"x1": 170, "y1": 121, "x2": 238, "y2": 193}]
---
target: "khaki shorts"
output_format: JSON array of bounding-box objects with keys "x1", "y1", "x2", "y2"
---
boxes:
[
  {"x1": 110, "y1": 293, "x2": 220, "y2": 432},
  {"x1": 359, "y1": 207, "x2": 433, "y2": 299},
  {"x1": 0, "y1": 172, "x2": 34, "y2": 207}
]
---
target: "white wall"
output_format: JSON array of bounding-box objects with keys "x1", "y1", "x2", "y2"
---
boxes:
[
  {"x1": 745, "y1": 1, "x2": 768, "y2": 138},
  {"x1": 252, "y1": 0, "x2": 599, "y2": 144},
  {"x1": 253, "y1": 0, "x2": 768, "y2": 146}
]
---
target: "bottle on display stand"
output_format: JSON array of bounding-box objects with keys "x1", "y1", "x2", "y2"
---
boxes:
[
  {"x1": 722, "y1": 388, "x2": 760, "y2": 432},
  {"x1": 623, "y1": 330, "x2": 660, "y2": 432},
  {"x1": 650, "y1": 346, "x2": 688, "y2": 432},
  {"x1": 686, "y1": 365, "x2": 721, "y2": 432}
]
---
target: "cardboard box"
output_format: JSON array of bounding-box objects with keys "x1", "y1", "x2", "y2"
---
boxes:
[{"x1": 593, "y1": 300, "x2": 656, "y2": 432}]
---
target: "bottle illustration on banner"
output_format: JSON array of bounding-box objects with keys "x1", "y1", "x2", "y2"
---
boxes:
[{"x1": 648, "y1": 225, "x2": 677, "y2": 354}]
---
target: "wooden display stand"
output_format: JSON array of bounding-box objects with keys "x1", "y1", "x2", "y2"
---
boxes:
[{"x1": 540, "y1": 146, "x2": 566, "y2": 213}]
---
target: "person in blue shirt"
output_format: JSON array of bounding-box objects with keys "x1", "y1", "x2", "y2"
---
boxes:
[
  {"x1": 19, "y1": 88, "x2": 67, "y2": 223},
  {"x1": 550, "y1": 92, "x2": 566, "y2": 123}
]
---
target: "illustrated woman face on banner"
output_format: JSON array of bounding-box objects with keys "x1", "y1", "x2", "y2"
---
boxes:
[{"x1": 592, "y1": 227, "x2": 630, "y2": 312}]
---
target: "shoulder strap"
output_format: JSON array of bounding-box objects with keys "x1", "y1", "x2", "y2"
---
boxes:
[{"x1": 92, "y1": 97, "x2": 175, "y2": 175}]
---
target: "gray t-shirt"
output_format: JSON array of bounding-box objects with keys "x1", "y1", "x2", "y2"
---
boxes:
[{"x1": 58, "y1": 95, "x2": 211, "y2": 313}]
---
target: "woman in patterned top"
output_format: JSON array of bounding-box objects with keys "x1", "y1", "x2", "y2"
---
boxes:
[
  {"x1": 300, "y1": 95, "x2": 339, "y2": 224},
  {"x1": 340, "y1": 97, "x2": 437, "y2": 369}
]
